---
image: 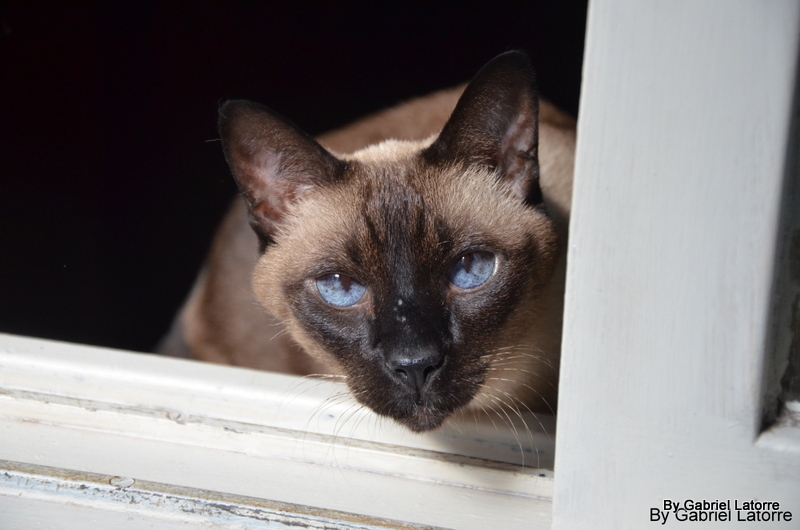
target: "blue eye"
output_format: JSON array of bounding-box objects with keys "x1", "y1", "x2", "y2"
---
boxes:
[
  {"x1": 448, "y1": 252, "x2": 496, "y2": 290},
  {"x1": 315, "y1": 273, "x2": 367, "y2": 307}
]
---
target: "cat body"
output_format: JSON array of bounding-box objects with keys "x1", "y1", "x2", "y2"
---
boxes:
[{"x1": 161, "y1": 52, "x2": 575, "y2": 432}]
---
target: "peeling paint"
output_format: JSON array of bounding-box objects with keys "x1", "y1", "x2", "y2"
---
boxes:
[{"x1": 0, "y1": 460, "x2": 444, "y2": 529}]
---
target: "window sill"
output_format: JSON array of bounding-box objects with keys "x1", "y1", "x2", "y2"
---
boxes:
[{"x1": 0, "y1": 333, "x2": 554, "y2": 529}]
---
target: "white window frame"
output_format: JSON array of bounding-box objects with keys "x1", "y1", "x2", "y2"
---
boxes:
[
  {"x1": 2, "y1": 2, "x2": 800, "y2": 528},
  {"x1": 554, "y1": 0, "x2": 800, "y2": 528}
]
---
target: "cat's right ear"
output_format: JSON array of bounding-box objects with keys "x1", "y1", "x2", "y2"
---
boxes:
[{"x1": 218, "y1": 100, "x2": 344, "y2": 248}]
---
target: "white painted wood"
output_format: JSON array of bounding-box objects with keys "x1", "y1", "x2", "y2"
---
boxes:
[
  {"x1": 0, "y1": 333, "x2": 554, "y2": 529},
  {"x1": 554, "y1": 1, "x2": 800, "y2": 528},
  {"x1": 0, "y1": 460, "x2": 432, "y2": 529}
]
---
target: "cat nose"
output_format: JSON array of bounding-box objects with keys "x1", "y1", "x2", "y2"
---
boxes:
[{"x1": 387, "y1": 348, "x2": 444, "y2": 394}]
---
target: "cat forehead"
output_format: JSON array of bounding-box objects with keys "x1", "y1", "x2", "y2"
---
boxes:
[
  {"x1": 279, "y1": 157, "x2": 542, "y2": 261},
  {"x1": 340, "y1": 137, "x2": 437, "y2": 166}
]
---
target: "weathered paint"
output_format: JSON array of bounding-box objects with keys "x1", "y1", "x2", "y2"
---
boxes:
[
  {"x1": 0, "y1": 333, "x2": 553, "y2": 529},
  {"x1": 1, "y1": 460, "x2": 444, "y2": 529}
]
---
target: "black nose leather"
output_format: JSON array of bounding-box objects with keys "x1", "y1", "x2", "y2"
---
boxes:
[{"x1": 388, "y1": 348, "x2": 443, "y2": 394}]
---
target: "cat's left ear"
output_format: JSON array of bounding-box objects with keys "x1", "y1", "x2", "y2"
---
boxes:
[{"x1": 424, "y1": 51, "x2": 542, "y2": 205}]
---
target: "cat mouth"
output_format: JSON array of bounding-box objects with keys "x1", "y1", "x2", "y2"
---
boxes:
[
  {"x1": 349, "y1": 383, "x2": 460, "y2": 432},
  {"x1": 398, "y1": 402, "x2": 451, "y2": 433},
  {"x1": 366, "y1": 388, "x2": 471, "y2": 433}
]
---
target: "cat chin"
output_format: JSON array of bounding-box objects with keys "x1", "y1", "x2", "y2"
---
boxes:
[
  {"x1": 394, "y1": 406, "x2": 451, "y2": 433},
  {"x1": 348, "y1": 375, "x2": 477, "y2": 433}
]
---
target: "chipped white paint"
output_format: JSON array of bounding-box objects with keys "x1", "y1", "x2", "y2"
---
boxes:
[
  {"x1": 0, "y1": 333, "x2": 553, "y2": 529},
  {"x1": 1, "y1": 460, "x2": 432, "y2": 529},
  {"x1": 108, "y1": 476, "x2": 135, "y2": 488},
  {"x1": 554, "y1": 1, "x2": 800, "y2": 528}
]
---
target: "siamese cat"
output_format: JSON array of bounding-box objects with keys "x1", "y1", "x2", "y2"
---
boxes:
[{"x1": 161, "y1": 51, "x2": 575, "y2": 433}]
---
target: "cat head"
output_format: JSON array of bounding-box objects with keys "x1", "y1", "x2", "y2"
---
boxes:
[{"x1": 219, "y1": 51, "x2": 560, "y2": 432}]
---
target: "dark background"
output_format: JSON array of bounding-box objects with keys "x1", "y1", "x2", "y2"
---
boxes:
[{"x1": 0, "y1": 2, "x2": 587, "y2": 353}]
